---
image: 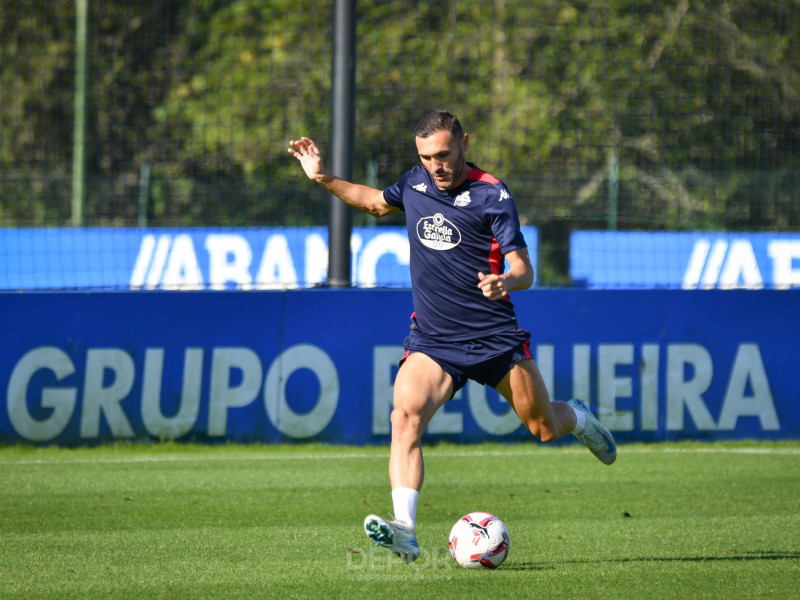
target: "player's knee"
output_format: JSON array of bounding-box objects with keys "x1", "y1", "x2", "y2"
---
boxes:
[{"x1": 390, "y1": 406, "x2": 422, "y2": 434}]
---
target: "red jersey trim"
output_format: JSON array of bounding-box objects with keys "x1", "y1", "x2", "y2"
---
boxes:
[
  {"x1": 488, "y1": 237, "x2": 511, "y2": 301},
  {"x1": 468, "y1": 168, "x2": 500, "y2": 185},
  {"x1": 488, "y1": 238, "x2": 503, "y2": 275}
]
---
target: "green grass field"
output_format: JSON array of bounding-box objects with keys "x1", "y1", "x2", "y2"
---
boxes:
[{"x1": 2, "y1": 441, "x2": 799, "y2": 600}]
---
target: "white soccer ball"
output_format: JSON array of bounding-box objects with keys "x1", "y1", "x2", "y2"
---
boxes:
[{"x1": 448, "y1": 511, "x2": 510, "y2": 569}]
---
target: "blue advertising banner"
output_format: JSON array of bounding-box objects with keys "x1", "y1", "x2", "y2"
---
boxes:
[
  {"x1": 0, "y1": 226, "x2": 537, "y2": 290},
  {"x1": 1, "y1": 289, "x2": 797, "y2": 446},
  {"x1": 571, "y1": 231, "x2": 800, "y2": 289}
]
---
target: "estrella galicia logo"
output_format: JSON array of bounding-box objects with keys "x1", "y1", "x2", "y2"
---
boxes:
[{"x1": 416, "y1": 213, "x2": 462, "y2": 250}]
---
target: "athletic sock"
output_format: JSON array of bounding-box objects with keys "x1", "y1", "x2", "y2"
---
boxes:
[
  {"x1": 391, "y1": 487, "x2": 419, "y2": 530},
  {"x1": 572, "y1": 405, "x2": 587, "y2": 434}
]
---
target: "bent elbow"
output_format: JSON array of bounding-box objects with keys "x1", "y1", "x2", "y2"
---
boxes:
[
  {"x1": 367, "y1": 202, "x2": 399, "y2": 219},
  {"x1": 368, "y1": 205, "x2": 389, "y2": 218}
]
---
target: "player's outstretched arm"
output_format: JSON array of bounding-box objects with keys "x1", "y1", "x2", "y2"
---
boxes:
[{"x1": 288, "y1": 137, "x2": 400, "y2": 218}]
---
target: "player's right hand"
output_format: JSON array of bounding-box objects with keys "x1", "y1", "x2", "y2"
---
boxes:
[
  {"x1": 288, "y1": 137, "x2": 324, "y2": 181},
  {"x1": 477, "y1": 271, "x2": 508, "y2": 301}
]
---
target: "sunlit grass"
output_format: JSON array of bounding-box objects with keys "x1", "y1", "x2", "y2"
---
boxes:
[{"x1": 1, "y1": 441, "x2": 798, "y2": 599}]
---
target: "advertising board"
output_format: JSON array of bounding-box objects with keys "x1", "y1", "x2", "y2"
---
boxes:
[
  {"x1": 0, "y1": 226, "x2": 537, "y2": 290},
  {"x1": 571, "y1": 231, "x2": 800, "y2": 289},
  {"x1": 2, "y1": 289, "x2": 796, "y2": 445}
]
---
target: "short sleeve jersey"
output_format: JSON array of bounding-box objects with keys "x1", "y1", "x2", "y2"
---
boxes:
[{"x1": 383, "y1": 163, "x2": 528, "y2": 342}]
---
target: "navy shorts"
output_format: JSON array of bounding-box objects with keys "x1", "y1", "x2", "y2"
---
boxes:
[{"x1": 401, "y1": 327, "x2": 532, "y2": 393}]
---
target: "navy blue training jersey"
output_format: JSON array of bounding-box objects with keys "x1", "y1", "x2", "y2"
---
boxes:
[{"x1": 383, "y1": 163, "x2": 528, "y2": 342}]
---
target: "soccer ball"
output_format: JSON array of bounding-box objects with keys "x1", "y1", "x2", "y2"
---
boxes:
[{"x1": 448, "y1": 512, "x2": 510, "y2": 569}]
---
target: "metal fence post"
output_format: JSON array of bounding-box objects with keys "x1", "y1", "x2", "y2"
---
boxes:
[
  {"x1": 327, "y1": 0, "x2": 356, "y2": 287},
  {"x1": 71, "y1": 0, "x2": 89, "y2": 227}
]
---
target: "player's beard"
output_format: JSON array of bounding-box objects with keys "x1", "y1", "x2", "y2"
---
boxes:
[{"x1": 436, "y1": 152, "x2": 468, "y2": 191}]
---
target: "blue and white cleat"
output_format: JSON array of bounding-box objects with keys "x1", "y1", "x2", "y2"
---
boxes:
[
  {"x1": 364, "y1": 514, "x2": 420, "y2": 563},
  {"x1": 568, "y1": 399, "x2": 617, "y2": 465}
]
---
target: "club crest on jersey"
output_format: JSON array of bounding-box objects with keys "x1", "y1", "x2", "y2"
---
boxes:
[
  {"x1": 454, "y1": 190, "x2": 472, "y2": 207},
  {"x1": 416, "y1": 213, "x2": 462, "y2": 250}
]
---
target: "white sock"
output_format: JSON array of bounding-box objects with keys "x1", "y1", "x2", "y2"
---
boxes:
[
  {"x1": 572, "y1": 405, "x2": 587, "y2": 434},
  {"x1": 391, "y1": 487, "x2": 419, "y2": 529}
]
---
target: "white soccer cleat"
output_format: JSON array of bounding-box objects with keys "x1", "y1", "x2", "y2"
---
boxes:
[
  {"x1": 363, "y1": 514, "x2": 420, "y2": 563},
  {"x1": 569, "y1": 399, "x2": 617, "y2": 465}
]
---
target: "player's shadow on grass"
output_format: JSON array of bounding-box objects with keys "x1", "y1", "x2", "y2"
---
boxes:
[{"x1": 505, "y1": 550, "x2": 800, "y2": 571}]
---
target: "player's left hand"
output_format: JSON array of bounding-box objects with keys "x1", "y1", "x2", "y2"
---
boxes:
[{"x1": 477, "y1": 272, "x2": 506, "y2": 301}]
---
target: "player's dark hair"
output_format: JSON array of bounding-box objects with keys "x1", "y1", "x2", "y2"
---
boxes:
[{"x1": 414, "y1": 109, "x2": 464, "y2": 139}]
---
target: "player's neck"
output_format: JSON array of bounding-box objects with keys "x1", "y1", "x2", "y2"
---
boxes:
[{"x1": 450, "y1": 163, "x2": 471, "y2": 189}]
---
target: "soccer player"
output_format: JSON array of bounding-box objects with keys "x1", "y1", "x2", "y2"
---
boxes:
[{"x1": 288, "y1": 109, "x2": 616, "y2": 563}]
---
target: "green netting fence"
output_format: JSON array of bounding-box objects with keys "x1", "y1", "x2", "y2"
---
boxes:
[{"x1": 1, "y1": 0, "x2": 798, "y2": 282}]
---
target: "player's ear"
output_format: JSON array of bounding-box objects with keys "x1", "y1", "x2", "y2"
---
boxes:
[{"x1": 461, "y1": 133, "x2": 469, "y2": 153}]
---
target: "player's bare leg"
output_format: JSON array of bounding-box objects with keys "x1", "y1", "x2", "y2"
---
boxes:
[
  {"x1": 389, "y1": 351, "x2": 454, "y2": 491},
  {"x1": 495, "y1": 358, "x2": 575, "y2": 442},
  {"x1": 364, "y1": 351, "x2": 453, "y2": 563},
  {"x1": 497, "y1": 358, "x2": 617, "y2": 464}
]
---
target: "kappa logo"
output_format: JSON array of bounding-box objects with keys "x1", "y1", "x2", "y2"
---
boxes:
[
  {"x1": 416, "y1": 213, "x2": 462, "y2": 250},
  {"x1": 499, "y1": 188, "x2": 510, "y2": 201},
  {"x1": 412, "y1": 182, "x2": 428, "y2": 193},
  {"x1": 454, "y1": 191, "x2": 471, "y2": 207}
]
